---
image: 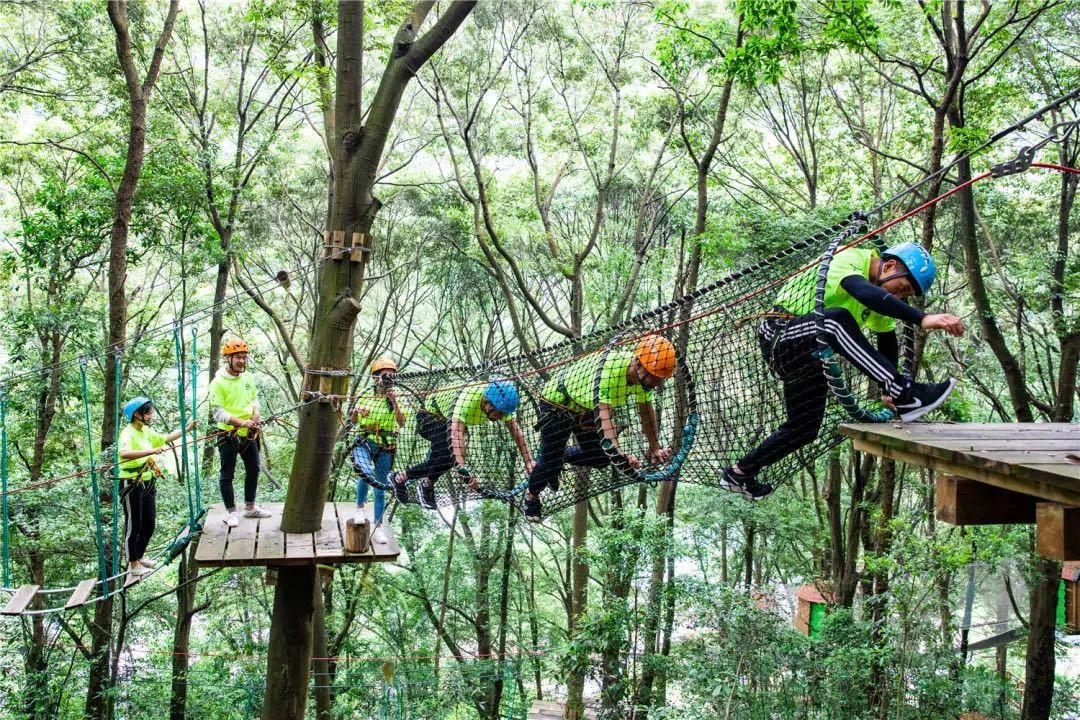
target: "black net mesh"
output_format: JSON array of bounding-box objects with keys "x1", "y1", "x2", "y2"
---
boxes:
[{"x1": 351, "y1": 213, "x2": 915, "y2": 518}]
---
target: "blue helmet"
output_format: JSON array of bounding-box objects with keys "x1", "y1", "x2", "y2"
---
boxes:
[
  {"x1": 882, "y1": 242, "x2": 936, "y2": 295},
  {"x1": 123, "y1": 396, "x2": 153, "y2": 423},
  {"x1": 483, "y1": 379, "x2": 519, "y2": 415}
]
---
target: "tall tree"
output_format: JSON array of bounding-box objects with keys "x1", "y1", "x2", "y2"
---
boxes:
[
  {"x1": 261, "y1": 3, "x2": 476, "y2": 718},
  {"x1": 85, "y1": 4, "x2": 180, "y2": 719}
]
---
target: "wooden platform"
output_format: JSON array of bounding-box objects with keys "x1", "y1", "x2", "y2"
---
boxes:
[
  {"x1": 840, "y1": 423, "x2": 1080, "y2": 559},
  {"x1": 839, "y1": 423, "x2": 1080, "y2": 505},
  {"x1": 528, "y1": 700, "x2": 597, "y2": 719},
  {"x1": 194, "y1": 503, "x2": 399, "y2": 567}
]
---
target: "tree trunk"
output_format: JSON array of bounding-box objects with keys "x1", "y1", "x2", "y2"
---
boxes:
[
  {"x1": 261, "y1": 4, "x2": 475, "y2": 718},
  {"x1": 566, "y1": 487, "x2": 589, "y2": 719},
  {"x1": 1021, "y1": 557, "x2": 1060, "y2": 720},
  {"x1": 170, "y1": 545, "x2": 201, "y2": 720},
  {"x1": 90, "y1": 6, "x2": 179, "y2": 718}
]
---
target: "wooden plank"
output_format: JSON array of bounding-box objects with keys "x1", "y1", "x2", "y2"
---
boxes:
[
  {"x1": 194, "y1": 505, "x2": 230, "y2": 564},
  {"x1": 223, "y1": 514, "x2": 258, "y2": 562},
  {"x1": 936, "y1": 476, "x2": 1038, "y2": 526},
  {"x1": 936, "y1": 439, "x2": 1080, "y2": 452},
  {"x1": 965, "y1": 451, "x2": 1080, "y2": 465},
  {"x1": 1, "y1": 585, "x2": 39, "y2": 615},
  {"x1": 337, "y1": 502, "x2": 372, "y2": 559},
  {"x1": 1036, "y1": 503, "x2": 1080, "y2": 561},
  {"x1": 256, "y1": 514, "x2": 286, "y2": 562},
  {"x1": 315, "y1": 504, "x2": 343, "y2": 558},
  {"x1": 850, "y1": 438, "x2": 1080, "y2": 508},
  {"x1": 285, "y1": 528, "x2": 315, "y2": 560},
  {"x1": 64, "y1": 579, "x2": 98, "y2": 609}
]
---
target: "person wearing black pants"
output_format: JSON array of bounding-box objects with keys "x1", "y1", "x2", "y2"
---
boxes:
[
  {"x1": 397, "y1": 410, "x2": 453, "y2": 507},
  {"x1": 122, "y1": 481, "x2": 156, "y2": 568},
  {"x1": 117, "y1": 396, "x2": 193, "y2": 577},
  {"x1": 737, "y1": 307, "x2": 905, "y2": 477},
  {"x1": 526, "y1": 402, "x2": 609, "y2": 497},
  {"x1": 724, "y1": 243, "x2": 965, "y2": 500},
  {"x1": 217, "y1": 434, "x2": 260, "y2": 512}
]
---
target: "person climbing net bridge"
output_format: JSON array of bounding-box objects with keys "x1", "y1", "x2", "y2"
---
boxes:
[
  {"x1": 722, "y1": 241, "x2": 966, "y2": 498},
  {"x1": 522, "y1": 333, "x2": 677, "y2": 522}
]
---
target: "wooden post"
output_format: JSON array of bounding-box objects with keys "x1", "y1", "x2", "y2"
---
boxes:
[
  {"x1": 1035, "y1": 503, "x2": 1080, "y2": 561},
  {"x1": 936, "y1": 475, "x2": 1037, "y2": 525},
  {"x1": 344, "y1": 518, "x2": 371, "y2": 554}
]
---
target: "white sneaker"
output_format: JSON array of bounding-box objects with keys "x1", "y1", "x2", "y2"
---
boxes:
[
  {"x1": 354, "y1": 506, "x2": 367, "y2": 524},
  {"x1": 372, "y1": 526, "x2": 388, "y2": 545},
  {"x1": 243, "y1": 506, "x2": 272, "y2": 519},
  {"x1": 225, "y1": 511, "x2": 240, "y2": 528},
  {"x1": 129, "y1": 564, "x2": 151, "y2": 577},
  {"x1": 138, "y1": 558, "x2": 157, "y2": 569}
]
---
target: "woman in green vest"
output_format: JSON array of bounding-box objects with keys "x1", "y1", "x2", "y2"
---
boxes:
[
  {"x1": 351, "y1": 358, "x2": 406, "y2": 545},
  {"x1": 118, "y1": 397, "x2": 194, "y2": 577}
]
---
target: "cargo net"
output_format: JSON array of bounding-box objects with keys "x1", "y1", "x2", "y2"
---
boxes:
[{"x1": 355, "y1": 213, "x2": 911, "y2": 518}]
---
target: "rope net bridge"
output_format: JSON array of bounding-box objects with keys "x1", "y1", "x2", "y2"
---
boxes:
[{"x1": 354, "y1": 159, "x2": 1078, "y2": 519}]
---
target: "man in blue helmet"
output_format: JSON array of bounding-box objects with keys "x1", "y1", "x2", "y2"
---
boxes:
[
  {"x1": 390, "y1": 379, "x2": 533, "y2": 508},
  {"x1": 723, "y1": 241, "x2": 965, "y2": 500},
  {"x1": 117, "y1": 397, "x2": 194, "y2": 577}
]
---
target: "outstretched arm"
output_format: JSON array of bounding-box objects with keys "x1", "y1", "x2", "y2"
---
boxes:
[{"x1": 505, "y1": 419, "x2": 534, "y2": 475}]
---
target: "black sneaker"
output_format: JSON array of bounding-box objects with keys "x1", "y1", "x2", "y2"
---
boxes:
[
  {"x1": 894, "y1": 379, "x2": 956, "y2": 422},
  {"x1": 720, "y1": 466, "x2": 774, "y2": 501},
  {"x1": 522, "y1": 492, "x2": 541, "y2": 523},
  {"x1": 419, "y1": 481, "x2": 437, "y2": 509},
  {"x1": 389, "y1": 472, "x2": 409, "y2": 504}
]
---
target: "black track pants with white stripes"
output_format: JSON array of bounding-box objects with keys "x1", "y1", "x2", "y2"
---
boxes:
[{"x1": 737, "y1": 307, "x2": 910, "y2": 476}]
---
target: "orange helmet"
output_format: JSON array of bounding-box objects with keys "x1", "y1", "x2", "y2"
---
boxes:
[
  {"x1": 222, "y1": 338, "x2": 249, "y2": 356},
  {"x1": 633, "y1": 334, "x2": 676, "y2": 379},
  {"x1": 370, "y1": 358, "x2": 398, "y2": 374}
]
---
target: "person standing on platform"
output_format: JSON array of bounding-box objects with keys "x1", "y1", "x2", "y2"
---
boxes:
[
  {"x1": 118, "y1": 396, "x2": 194, "y2": 576},
  {"x1": 350, "y1": 358, "x2": 406, "y2": 545},
  {"x1": 209, "y1": 338, "x2": 271, "y2": 527}
]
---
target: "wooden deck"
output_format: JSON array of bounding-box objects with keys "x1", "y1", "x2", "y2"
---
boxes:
[
  {"x1": 840, "y1": 423, "x2": 1080, "y2": 559},
  {"x1": 528, "y1": 700, "x2": 597, "y2": 719},
  {"x1": 194, "y1": 503, "x2": 399, "y2": 567},
  {"x1": 839, "y1": 423, "x2": 1080, "y2": 505}
]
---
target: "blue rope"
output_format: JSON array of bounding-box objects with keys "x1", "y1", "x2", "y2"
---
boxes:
[
  {"x1": 79, "y1": 358, "x2": 110, "y2": 592},
  {"x1": 174, "y1": 324, "x2": 195, "y2": 531},
  {"x1": 191, "y1": 333, "x2": 201, "y2": 517}
]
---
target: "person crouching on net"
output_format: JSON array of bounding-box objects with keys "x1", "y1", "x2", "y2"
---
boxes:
[
  {"x1": 350, "y1": 358, "x2": 406, "y2": 545},
  {"x1": 118, "y1": 396, "x2": 195, "y2": 577},
  {"x1": 523, "y1": 334, "x2": 676, "y2": 523},
  {"x1": 723, "y1": 242, "x2": 965, "y2": 501},
  {"x1": 389, "y1": 380, "x2": 533, "y2": 508}
]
